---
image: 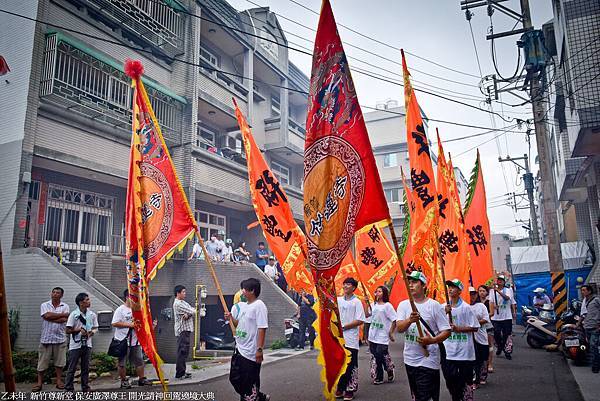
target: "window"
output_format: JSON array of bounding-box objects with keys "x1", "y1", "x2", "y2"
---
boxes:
[
  {"x1": 271, "y1": 94, "x2": 280, "y2": 116},
  {"x1": 200, "y1": 45, "x2": 219, "y2": 68},
  {"x1": 197, "y1": 126, "x2": 217, "y2": 147},
  {"x1": 383, "y1": 153, "x2": 398, "y2": 168},
  {"x1": 384, "y1": 188, "x2": 401, "y2": 203},
  {"x1": 194, "y1": 210, "x2": 226, "y2": 240},
  {"x1": 271, "y1": 160, "x2": 290, "y2": 185}
]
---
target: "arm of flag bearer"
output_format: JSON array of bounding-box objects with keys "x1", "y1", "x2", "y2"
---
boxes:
[{"x1": 124, "y1": 60, "x2": 232, "y2": 391}]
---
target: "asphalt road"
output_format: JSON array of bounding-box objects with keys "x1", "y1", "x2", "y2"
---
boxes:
[{"x1": 146, "y1": 327, "x2": 585, "y2": 401}]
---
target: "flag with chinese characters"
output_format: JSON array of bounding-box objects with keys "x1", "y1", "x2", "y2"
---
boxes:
[
  {"x1": 401, "y1": 51, "x2": 441, "y2": 299},
  {"x1": 334, "y1": 251, "x2": 366, "y2": 299},
  {"x1": 304, "y1": 0, "x2": 391, "y2": 397},
  {"x1": 234, "y1": 100, "x2": 314, "y2": 294},
  {"x1": 354, "y1": 220, "x2": 399, "y2": 297},
  {"x1": 436, "y1": 132, "x2": 471, "y2": 301},
  {"x1": 463, "y1": 150, "x2": 493, "y2": 287},
  {"x1": 125, "y1": 60, "x2": 197, "y2": 390}
]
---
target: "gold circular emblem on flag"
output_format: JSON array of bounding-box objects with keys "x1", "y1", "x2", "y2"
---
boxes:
[
  {"x1": 140, "y1": 162, "x2": 174, "y2": 259},
  {"x1": 303, "y1": 136, "x2": 364, "y2": 270}
]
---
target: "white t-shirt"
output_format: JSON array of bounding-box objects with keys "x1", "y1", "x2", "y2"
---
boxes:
[
  {"x1": 191, "y1": 243, "x2": 204, "y2": 260},
  {"x1": 264, "y1": 264, "x2": 277, "y2": 281},
  {"x1": 489, "y1": 287, "x2": 516, "y2": 321},
  {"x1": 368, "y1": 302, "x2": 397, "y2": 345},
  {"x1": 112, "y1": 304, "x2": 138, "y2": 346},
  {"x1": 442, "y1": 301, "x2": 479, "y2": 361},
  {"x1": 397, "y1": 298, "x2": 451, "y2": 370},
  {"x1": 66, "y1": 309, "x2": 98, "y2": 350},
  {"x1": 337, "y1": 295, "x2": 366, "y2": 350},
  {"x1": 233, "y1": 300, "x2": 268, "y2": 362},
  {"x1": 470, "y1": 303, "x2": 490, "y2": 345}
]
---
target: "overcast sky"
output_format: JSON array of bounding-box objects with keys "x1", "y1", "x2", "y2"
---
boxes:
[{"x1": 228, "y1": 0, "x2": 554, "y2": 237}]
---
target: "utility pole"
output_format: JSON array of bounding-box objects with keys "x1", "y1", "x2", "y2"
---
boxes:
[
  {"x1": 498, "y1": 153, "x2": 540, "y2": 245},
  {"x1": 460, "y1": 0, "x2": 566, "y2": 323},
  {"x1": 0, "y1": 240, "x2": 16, "y2": 392}
]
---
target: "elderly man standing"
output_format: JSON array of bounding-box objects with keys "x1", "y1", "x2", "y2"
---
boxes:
[
  {"x1": 33, "y1": 287, "x2": 70, "y2": 392},
  {"x1": 173, "y1": 285, "x2": 196, "y2": 379}
]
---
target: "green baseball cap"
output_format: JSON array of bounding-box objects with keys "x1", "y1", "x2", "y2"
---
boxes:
[
  {"x1": 407, "y1": 271, "x2": 427, "y2": 285},
  {"x1": 446, "y1": 279, "x2": 464, "y2": 291}
]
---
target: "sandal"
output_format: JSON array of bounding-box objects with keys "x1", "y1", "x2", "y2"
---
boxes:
[
  {"x1": 56, "y1": 383, "x2": 65, "y2": 390},
  {"x1": 31, "y1": 385, "x2": 43, "y2": 392}
]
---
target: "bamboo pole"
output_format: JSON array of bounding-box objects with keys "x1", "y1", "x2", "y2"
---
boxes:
[
  {"x1": 387, "y1": 225, "x2": 429, "y2": 356},
  {"x1": 0, "y1": 240, "x2": 16, "y2": 392},
  {"x1": 436, "y1": 244, "x2": 453, "y2": 324}
]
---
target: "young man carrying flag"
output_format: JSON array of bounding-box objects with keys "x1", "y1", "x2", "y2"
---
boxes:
[
  {"x1": 442, "y1": 279, "x2": 480, "y2": 401},
  {"x1": 396, "y1": 272, "x2": 451, "y2": 401}
]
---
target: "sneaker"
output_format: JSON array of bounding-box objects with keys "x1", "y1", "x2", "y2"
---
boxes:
[
  {"x1": 495, "y1": 349, "x2": 502, "y2": 356},
  {"x1": 176, "y1": 373, "x2": 192, "y2": 379},
  {"x1": 387, "y1": 370, "x2": 395, "y2": 382},
  {"x1": 480, "y1": 380, "x2": 487, "y2": 385},
  {"x1": 505, "y1": 353, "x2": 512, "y2": 360},
  {"x1": 295, "y1": 346, "x2": 303, "y2": 351},
  {"x1": 343, "y1": 391, "x2": 354, "y2": 401},
  {"x1": 120, "y1": 380, "x2": 132, "y2": 389},
  {"x1": 310, "y1": 345, "x2": 314, "y2": 350},
  {"x1": 334, "y1": 390, "x2": 344, "y2": 399},
  {"x1": 138, "y1": 377, "x2": 152, "y2": 386},
  {"x1": 373, "y1": 379, "x2": 384, "y2": 385}
]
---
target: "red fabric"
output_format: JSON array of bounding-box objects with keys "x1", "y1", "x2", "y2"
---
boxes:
[
  {"x1": 0, "y1": 56, "x2": 10, "y2": 76},
  {"x1": 303, "y1": 0, "x2": 390, "y2": 395}
]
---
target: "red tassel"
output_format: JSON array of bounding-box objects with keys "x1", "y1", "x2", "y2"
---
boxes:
[{"x1": 124, "y1": 59, "x2": 144, "y2": 80}]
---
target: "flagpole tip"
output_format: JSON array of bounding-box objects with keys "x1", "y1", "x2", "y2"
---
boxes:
[{"x1": 125, "y1": 59, "x2": 144, "y2": 80}]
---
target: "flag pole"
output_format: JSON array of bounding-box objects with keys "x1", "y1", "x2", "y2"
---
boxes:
[
  {"x1": 435, "y1": 244, "x2": 453, "y2": 324},
  {"x1": 387, "y1": 225, "x2": 429, "y2": 356}
]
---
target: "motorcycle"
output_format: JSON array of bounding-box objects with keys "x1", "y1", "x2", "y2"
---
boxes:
[
  {"x1": 521, "y1": 303, "x2": 556, "y2": 326},
  {"x1": 201, "y1": 318, "x2": 236, "y2": 350},
  {"x1": 559, "y1": 299, "x2": 587, "y2": 365},
  {"x1": 525, "y1": 314, "x2": 558, "y2": 349},
  {"x1": 284, "y1": 315, "x2": 301, "y2": 348}
]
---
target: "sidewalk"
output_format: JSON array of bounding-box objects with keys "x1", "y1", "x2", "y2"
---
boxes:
[
  {"x1": 567, "y1": 360, "x2": 600, "y2": 401},
  {"x1": 16, "y1": 348, "x2": 310, "y2": 393}
]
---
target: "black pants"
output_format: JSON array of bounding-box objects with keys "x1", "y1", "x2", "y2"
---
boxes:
[
  {"x1": 229, "y1": 350, "x2": 268, "y2": 401},
  {"x1": 492, "y1": 319, "x2": 513, "y2": 355},
  {"x1": 369, "y1": 342, "x2": 394, "y2": 382},
  {"x1": 441, "y1": 359, "x2": 474, "y2": 401},
  {"x1": 337, "y1": 347, "x2": 359, "y2": 393},
  {"x1": 176, "y1": 331, "x2": 191, "y2": 378},
  {"x1": 297, "y1": 315, "x2": 316, "y2": 348},
  {"x1": 405, "y1": 364, "x2": 440, "y2": 401},
  {"x1": 64, "y1": 347, "x2": 91, "y2": 391},
  {"x1": 474, "y1": 341, "x2": 489, "y2": 384}
]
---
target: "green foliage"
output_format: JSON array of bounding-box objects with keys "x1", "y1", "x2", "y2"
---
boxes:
[
  {"x1": 8, "y1": 308, "x2": 20, "y2": 349},
  {"x1": 191, "y1": 363, "x2": 200, "y2": 370},
  {"x1": 91, "y1": 352, "x2": 117, "y2": 375},
  {"x1": 10, "y1": 351, "x2": 51, "y2": 383},
  {"x1": 270, "y1": 339, "x2": 287, "y2": 350},
  {"x1": 463, "y1": 152, "x2": 480, "y2": 214}
]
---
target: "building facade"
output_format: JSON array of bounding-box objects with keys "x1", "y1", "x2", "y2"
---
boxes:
[{"x1": 0, "y1": 0, "x2": 304, "y2": 356}]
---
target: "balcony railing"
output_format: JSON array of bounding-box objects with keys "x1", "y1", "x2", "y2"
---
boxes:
[
  {"x1": 40, "y1": 33, "x2": 184, "y2": 143},
  {"x1": 67, "y1": 0, "x2": 185, "y2": 56}
]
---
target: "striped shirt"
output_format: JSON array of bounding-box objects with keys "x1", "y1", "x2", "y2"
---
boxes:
[
  {"x1": 173, "y1": 299, "x2": 196, "y2": 336},
  {"x1": 40, "y1": 300, "x2": 70, "y2": 344}
]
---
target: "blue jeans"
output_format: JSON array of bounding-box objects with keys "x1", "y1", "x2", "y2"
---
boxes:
[{"x1": 586, "y1": 329, "x2": 599, "y2": 372}]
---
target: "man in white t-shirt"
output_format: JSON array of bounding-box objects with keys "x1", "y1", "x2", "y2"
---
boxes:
[
  {"x1": 112, "y1": 290, "x2": 153, "y2": 389},
  {"x1": 225, "y1": 278, "x2": 270, "y2": 401},
  {"x1": 335, "y1": 277, "x2": 366, "y2": 401},
  {"x1": 396, "y1": 271, "x2": 451, "y2": 401},
  {"x1": 64, "y1": 293, "x2": 98, "y2": 393},
  {"x1": 264, "y1": 256, "x2": 278, "y2": 282},
  {"x1": 488, "y1": 275, "x2": 516, "y2": 359},
  {"x1": 442, "y1": 279, "x2": 480, "y2": 401}
]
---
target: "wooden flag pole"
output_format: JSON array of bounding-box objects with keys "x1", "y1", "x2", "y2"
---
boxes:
[
  {"x1": 0, "y1": 240, "x2": 16, "y2": 392},
  {"x1": 387, "y1": 225, "x2": 429, "y2": 356},
  {"x1": 436, "y1": 244, "x2": 453, "y2": 324},
  {"x1": 194, "y1": 232, "x2": 236, "y2": 334}
]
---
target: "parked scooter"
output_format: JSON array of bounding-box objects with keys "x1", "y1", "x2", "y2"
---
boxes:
[
  {"x1": 284, "y1": 315, "x2": 301, "y2": 348},
  {"x1": 201, "y1": 318, "x2": 236, "y2": 350},
  {"x1": 525, "y1": 314, "x2": 558, "y2": 349},
  {"x1": 559, "y1": 299, "x2": 587, "y2": 365}
]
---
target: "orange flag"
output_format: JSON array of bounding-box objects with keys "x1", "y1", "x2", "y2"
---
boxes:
[
  {"x1": 234, "y1": 101, "x2": 314, "y2": 294},
  {"x1": 436, "y1": 132, "x2": 471, "y2": 301},
  {"x1": 334, "y1": 251, "x2": 366, "y2": 299},
  {"x1": 354, "y1": 220, "x2": 399, "y2": 296},
  {"x1": 401, "y1": 51, "x2": 442, "y2": 298},
  {"x1": 463, "y1": 150, "x2": 494, "y2": 287},
  {"x1": 304, "y1": 0, "x2": 391, "y2": 396},
  {"x1": 124, "y1": 60, "x2": 197, "y2": 390}
]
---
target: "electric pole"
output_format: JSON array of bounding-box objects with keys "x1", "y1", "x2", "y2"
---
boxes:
[
  {"x1": 498, "y1": 154, "x2": 540, "y2": 245},
  {"x1": 460, "y1": 0, "x2": 566, "y2": 322}
]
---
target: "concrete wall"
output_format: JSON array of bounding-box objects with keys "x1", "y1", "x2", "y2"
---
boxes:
[
  {"x1": 491, "y1": 233, "x2": 511, "y2": 272},
  {"x1": 4, "y1": 248, "x2": 121, "y2": 352}
]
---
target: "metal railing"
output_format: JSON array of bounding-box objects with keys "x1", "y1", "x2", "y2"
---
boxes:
[
  {"x1": 68, "y1": 0, "x2": 185, "y2": 55},
  {"x1": 40, "y1": 33, "x2": 183, "y2": 143}
]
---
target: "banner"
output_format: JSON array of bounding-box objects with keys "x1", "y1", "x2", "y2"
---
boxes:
[
  {"x1": 234, "y1": 101, "x2": 314, "y2": 294},
  {"x1": 463, "y1": 150, "x2": 494, "y2": 287},
  {"x1": 304, "y1": 0, "x2": 391, "y2": 396},
  {"x1": 401, "y1": 51, "x2": 442, "y2": 299},
  {"x1": 334, "y1": 251, "x2": 366, "y2": 300},
  {"x1": 436, "y1": 132, "x2": 471, "y2": 301},
  {"x1": 124, "y1": 60, "x2": 197, "y2": 389}
]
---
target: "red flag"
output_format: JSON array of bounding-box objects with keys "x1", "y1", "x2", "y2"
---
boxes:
[
  {"x1": 0, "y1": 56, "x2": 10, "y2": 76},
  {"x1": 463, "y1": 150, "x2": 494, "y2": 287},
  {"x1": 124, "y1": 60, "x2": 197, "y2": 389},
  {"x1": 234, "y1": 101, "x2": 314, "y2": 294},
  {"x1": 303, "y1": 0, "x2": 390, "y2": 396}
]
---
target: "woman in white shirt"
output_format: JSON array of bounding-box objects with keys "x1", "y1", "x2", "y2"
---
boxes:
[{"x1": 366, "y1": 286, "x2": 397, "y2": 385}]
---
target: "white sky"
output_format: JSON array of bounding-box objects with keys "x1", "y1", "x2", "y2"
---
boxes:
[{"x1": 228, "y1": 0, "x2": 554, "y2": 237}]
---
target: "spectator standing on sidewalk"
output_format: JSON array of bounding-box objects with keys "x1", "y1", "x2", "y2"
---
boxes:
[
  {"x1": 33, "y1": 287, "x2": 70, "y2": 392},
  {"x1": 489, "y1": 275, "x2": 516, "y2": 360},
  {"x1": 294, "y1": 290, "x2": 316, "y2": 350},
  {"x1": 580, "y1": 284, "x2": 600, "y2": 373},
  {"x1": 173, "y1": 285, "x2": 196, "y2": 379}
]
